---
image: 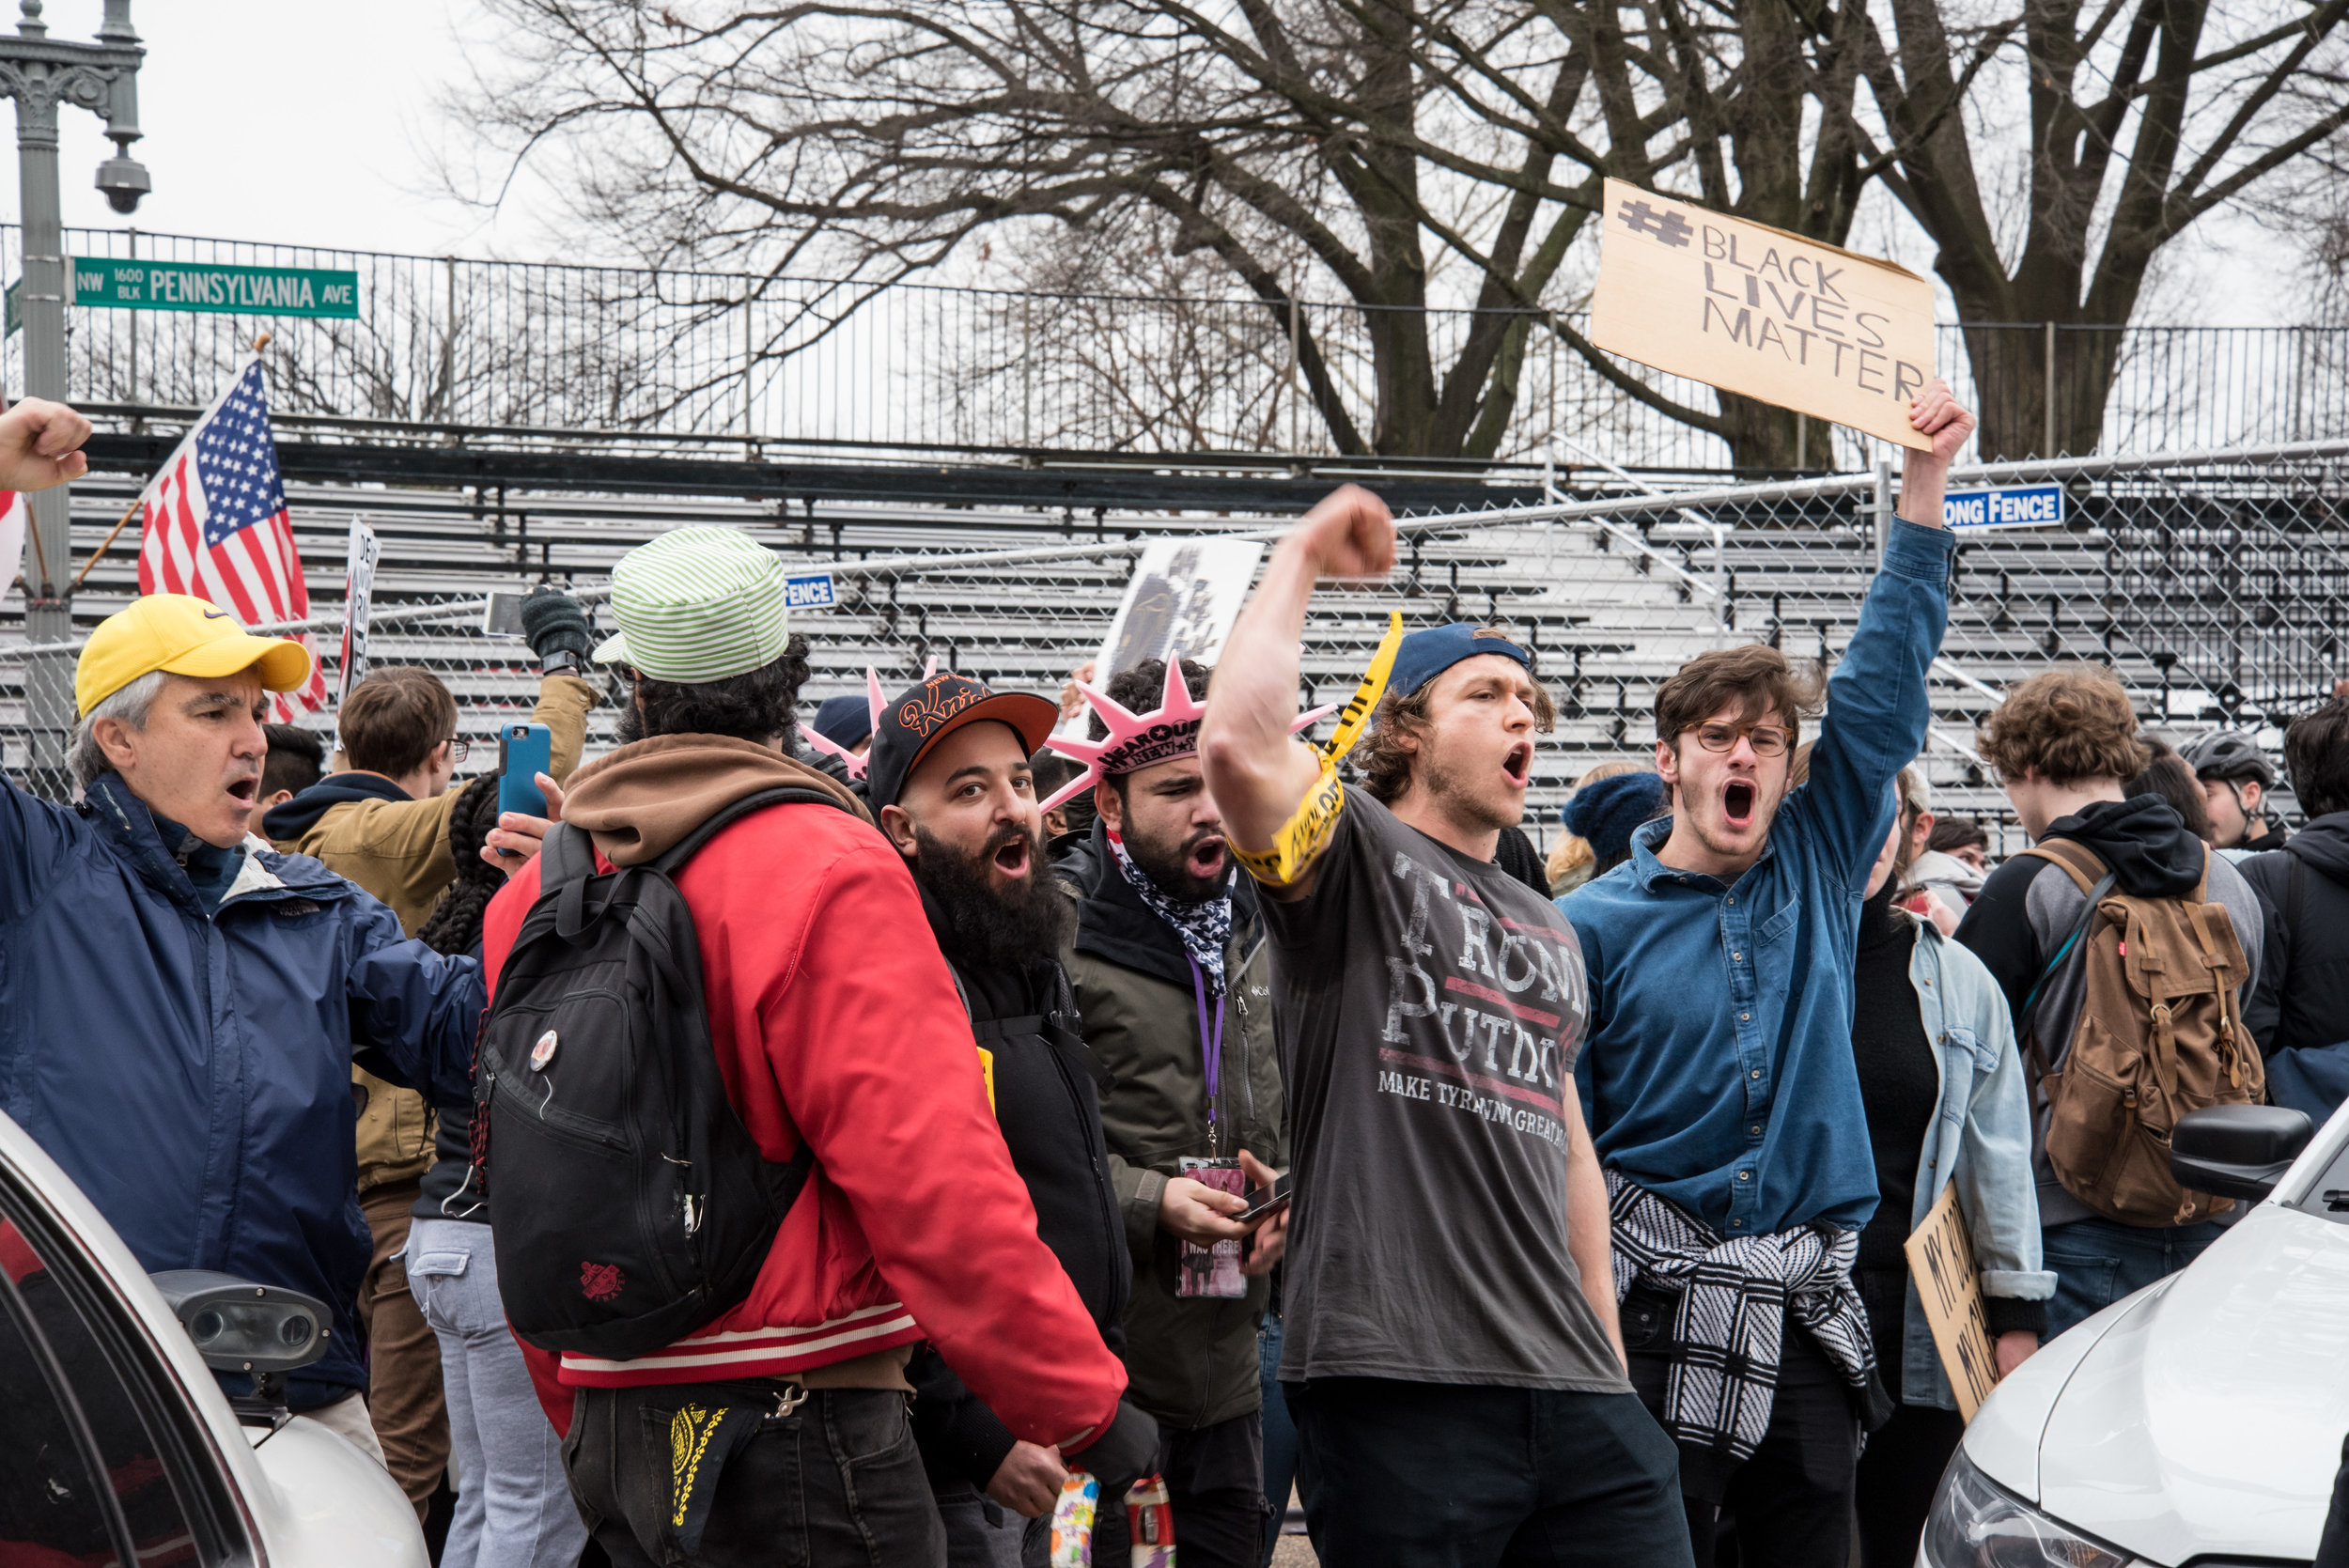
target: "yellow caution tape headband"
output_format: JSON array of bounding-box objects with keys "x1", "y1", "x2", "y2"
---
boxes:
[{"x1": 1315, "y1": 611, "x2": 1405, "y2": 763}]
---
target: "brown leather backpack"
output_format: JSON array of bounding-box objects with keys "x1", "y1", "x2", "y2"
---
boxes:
[{"x1": 2021, "y1": 840, "x2": 2264, "y2": 1226}]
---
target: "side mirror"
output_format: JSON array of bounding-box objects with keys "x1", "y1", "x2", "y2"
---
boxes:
[
  {"x1": 149, "y1": 1270, "x2": 329, "y2": 1420},
  {"x1": 2170, "y1": 1105, "x2": 2314, "y2": 1202}
]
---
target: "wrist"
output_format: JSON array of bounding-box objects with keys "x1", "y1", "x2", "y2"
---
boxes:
[{"x1": 538, "y1": 649, "x2": 581, "y2": 676}]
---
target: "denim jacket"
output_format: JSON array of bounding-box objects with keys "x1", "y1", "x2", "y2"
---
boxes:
[
  {"x1": 1901, "y1": 913, "x2": 2056, "y2": 1410},
  {"x1": 1563, "y1": 517, "x2": 1955, "y2": 1238}
]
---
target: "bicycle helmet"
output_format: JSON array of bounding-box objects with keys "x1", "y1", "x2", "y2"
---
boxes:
[{"x1": 2180, "y1": 730, "x2": 2275, "y2": 787}]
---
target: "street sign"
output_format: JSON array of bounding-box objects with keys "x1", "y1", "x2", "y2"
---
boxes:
[
  {"x1": 70, "y1": 256, "x2": 361, "y2": 319},
  {"x1": 1943, "y1": 483, "x2": 2067, "y2": 532},
  {"x1": 783, "y1": 569, "x2": 837, "y2": 610}
]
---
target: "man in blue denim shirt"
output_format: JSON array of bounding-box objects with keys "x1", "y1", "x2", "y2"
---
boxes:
[{"x1": 1561, "y1": 382, "x2": 1974, "y2": 1566}]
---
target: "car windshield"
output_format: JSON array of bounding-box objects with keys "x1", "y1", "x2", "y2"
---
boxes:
[{"x1": 2288, "y1": 1134, "x2": 2349, "y2": 1227}]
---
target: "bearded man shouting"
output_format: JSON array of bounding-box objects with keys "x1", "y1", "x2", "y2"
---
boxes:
[{"x1": 869, "y1": 670, "x2": 1149, "y2": 1566}]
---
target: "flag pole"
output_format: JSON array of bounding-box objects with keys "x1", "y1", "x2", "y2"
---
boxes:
[
  {"x1": 69, "y1": 492, "x2": 144, "y2": 592},
  {"x1": 69, "y1": 332, "x2": 276, "y2": 593}
]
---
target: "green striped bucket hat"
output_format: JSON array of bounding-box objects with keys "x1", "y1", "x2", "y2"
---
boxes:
[{"x1": 592, "y1": 526, "x2": 791, "y2": 683}]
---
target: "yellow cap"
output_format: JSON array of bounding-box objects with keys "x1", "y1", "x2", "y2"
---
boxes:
[{"x1": 75, "y1": 594, "x2": 314, "y2": 718}]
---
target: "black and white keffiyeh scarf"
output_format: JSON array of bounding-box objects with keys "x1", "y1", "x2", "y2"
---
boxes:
[
  {"x1": 1606, "y1": 1170, "x2": 1888, "y2": 1463},
  {"x1": 1106, "y1": 831, "x2": 1233, "y2": 996}
]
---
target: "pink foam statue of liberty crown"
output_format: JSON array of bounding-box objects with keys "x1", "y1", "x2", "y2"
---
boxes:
[
  {"x1": 1042, "y1": 655, "x2": 1334, "y2": 814},
  {"x1": 799, "y1": 658, "x2": 937, "y2": 781}
]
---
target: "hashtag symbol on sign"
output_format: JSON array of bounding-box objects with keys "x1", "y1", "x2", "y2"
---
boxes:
[{"x1": 1616, "y1": 199, "x2": 1695, "y2": 249}]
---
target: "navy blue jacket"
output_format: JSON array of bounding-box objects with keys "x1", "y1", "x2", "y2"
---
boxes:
[
  {"x1": 0, "y1": 771, "x2": 482, "y2": 1396},
  {"x1": 1562, "y1": 517, "x2": 1953, "y2": 1238}
]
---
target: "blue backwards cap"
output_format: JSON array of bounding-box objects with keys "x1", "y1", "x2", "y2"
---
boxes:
[{"x1": 1390, "y1": 622, "x2": 1532, "y2": 698}]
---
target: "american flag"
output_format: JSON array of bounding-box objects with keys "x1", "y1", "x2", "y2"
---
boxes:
[{"x1": 136, "y1": 358, "x2": 327, "y2": 717}]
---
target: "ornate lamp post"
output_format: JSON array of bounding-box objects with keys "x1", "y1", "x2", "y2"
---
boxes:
[{"x1": 1, "y1": 0, "x2": 146, "y2": 791}]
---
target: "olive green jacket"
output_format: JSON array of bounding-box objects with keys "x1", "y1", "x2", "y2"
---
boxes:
[{"x1": 1060, "y1": 827, "x2": 1286, "y2": 1431}]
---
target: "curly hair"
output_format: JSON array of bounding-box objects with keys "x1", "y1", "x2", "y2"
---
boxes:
[
  {"x1": 1092, "y1": 656, "x2": 1210, "y2": 801},
  {"x1": 1977, "y1": 664, "x2": 2151, "y2": 786},
  {"x1": 614, "y1": 633, "x2": 813, "y2": 749},
  {"x1": 1354, "y1": 656, "x2": 1558, "y2": 805}
]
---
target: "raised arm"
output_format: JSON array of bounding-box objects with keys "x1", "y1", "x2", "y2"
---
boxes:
[
  {"x1": 1794, "y1": 382, "x2": 1976, "y2": 885},
  {"x1": 1201, "y1": 486, "x2": 1395, "y2": 891}
]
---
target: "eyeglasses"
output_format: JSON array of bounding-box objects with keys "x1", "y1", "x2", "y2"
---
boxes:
[
  {"x1": 1686, "y1": 721, "x2": 1792, "y2": 757},
  {"x1": 445, "y1": 738, "x2": 471, "y2": 764}
]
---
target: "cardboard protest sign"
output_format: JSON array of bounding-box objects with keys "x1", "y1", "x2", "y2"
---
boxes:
[
  {"x1": 1590, "y1": 178, "x2": 1936, "y2": 452},
  {"x1": 1905, "y1": 1183, "x2": 1999, "y2": 1420}
]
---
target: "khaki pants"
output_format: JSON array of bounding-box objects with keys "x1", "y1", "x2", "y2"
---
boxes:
[{"x1": 359, "y1": 1179, "x2": 452, "y2": 1521}]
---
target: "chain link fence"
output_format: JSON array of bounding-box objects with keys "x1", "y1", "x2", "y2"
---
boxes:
[
  {"x1": 8, "y1": 225, "x2": 2348, "y2": 470},
  {"x1": 6, "y1": 439, "x2": 2342, "y2": 856}
]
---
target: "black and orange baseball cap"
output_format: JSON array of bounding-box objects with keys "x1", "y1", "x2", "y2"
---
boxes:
[{"x1": 864, "y1": 672, "x2": 1058, "y2": 814}]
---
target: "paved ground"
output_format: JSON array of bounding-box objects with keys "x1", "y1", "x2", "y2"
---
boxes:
[{"x1": 1270, "y1": 1536, "x2": 1318, "y2": 1567}]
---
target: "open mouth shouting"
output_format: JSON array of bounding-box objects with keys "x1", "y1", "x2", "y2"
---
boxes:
[
  {"x1": 226, "y1": 776, "x2": 259, "y2": 810},
  {"x1": 990, "y1": 831, "x2": 1034, "y2": 880},
  {"x1": 1186, "y1": 832, "x2": 1227, "y2": 880},
  {"x1": 1721, "y1": 777, "x2": 1757, "y2": 832},
  {"x1": 1501, "y1": 741, "x2": 1533, "y2": 790}
]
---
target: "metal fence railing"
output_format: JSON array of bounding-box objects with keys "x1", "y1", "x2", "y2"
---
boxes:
[
  {"x1": 8, "y1": 226, "x2": 2346, "y2": 471},
  {"x1": 6, "y1": 438, "x2": 2343, "y2": 854}
]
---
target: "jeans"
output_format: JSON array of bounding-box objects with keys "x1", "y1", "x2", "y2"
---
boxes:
[
  {"x1": 564, "y1": 1381, "x2": 943, "y2": 1568},
  {"x1": 1258, "y1": 1312, "x2": 1299, "y2": 1567},
  {"x1": 934, "y1": 1482, "x2": 1044, "y2": 1568},
  {"x1": 1623, "y1": 1293, "x2": 1860, "y2": 1568},
  {"x1": 1852, "y1": 1402, "x2": 1965, "y2": 1568},
  {"x1": 405, "y1": 1219, "x2": 588, "y2": 1568},
  {"x1": 1092, "y1": 1410, "x2": 1265, "y2": 1568},
  {"x1": 1286, "y1": 1377, "x2": 1690, "y2": 1568},
  {"x1": 2040, "y1": 1216, "x2": 2227, "y2": 1342}
]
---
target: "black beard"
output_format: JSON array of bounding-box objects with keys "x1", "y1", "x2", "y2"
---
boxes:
[
  {"x1": 1123, "y1": 820, "x2": 1230, "y2": 904},
  {"x1": 913, "y1": 822, "x2": 1073, "y2": 971}
]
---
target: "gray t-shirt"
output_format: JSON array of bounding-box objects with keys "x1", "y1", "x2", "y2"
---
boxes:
[{"x1": 1261, "y1": 791, "x2": 1629, "y2": 1391}]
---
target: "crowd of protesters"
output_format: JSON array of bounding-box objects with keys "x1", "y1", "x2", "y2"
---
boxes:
[{"x1": 4, "y1": 376, "x2": 2349, "y2": 1568}]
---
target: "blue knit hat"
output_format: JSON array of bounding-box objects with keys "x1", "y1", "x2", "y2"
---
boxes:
[
  {"x1": 809, "y1": 693, "x2": 874, "y2": 749},
  {"x1": 1390, "y1": 622, "x2": 1532, "y2": 699},
  {"x1": 1563, "y1": 771, "x2": 1669, "y2": 864}
]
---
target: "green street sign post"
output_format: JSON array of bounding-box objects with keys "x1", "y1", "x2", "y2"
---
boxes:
[{"x1": 68, "y1": 256, "x2": 361, "y2": 318}]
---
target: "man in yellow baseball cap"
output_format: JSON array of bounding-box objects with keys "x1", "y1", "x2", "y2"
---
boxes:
[
  {"x1": 70, "y1": 594, "x2": 314, "y2": 851},
  {"x1": 76, "y1": 591, "x2": 313, "y2": 717},
  {"x1": 7, "y1": 579, "x2": 484, "y2": 1457}
]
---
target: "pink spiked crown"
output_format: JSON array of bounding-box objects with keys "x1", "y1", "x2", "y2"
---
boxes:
[{"x1": 1042, "y1": 655, "x2": 1332, "y2": 814}]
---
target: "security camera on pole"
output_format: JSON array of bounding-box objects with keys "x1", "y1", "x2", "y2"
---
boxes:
[{"x1": 1, "y1": 0, "x2": 148, "y2": 794}]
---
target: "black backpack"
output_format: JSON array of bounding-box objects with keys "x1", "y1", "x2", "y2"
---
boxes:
[{"x1": 478, "y1": 785, "x2": 847, "y2": 1358}]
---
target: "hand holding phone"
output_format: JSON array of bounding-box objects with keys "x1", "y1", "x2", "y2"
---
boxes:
[{"x1": 1237, "y1": 1172, "x2": 1292, "y2": 1225}]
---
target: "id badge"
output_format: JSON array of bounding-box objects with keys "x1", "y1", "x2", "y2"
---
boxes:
[{"x1": 1177, "y1": 1157, "x2": 1247, "y2": 1298}]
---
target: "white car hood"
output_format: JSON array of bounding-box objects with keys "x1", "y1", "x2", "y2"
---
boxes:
[{"x1": 2032, "y1": 1203, "x2": 2349, "y2": 1564}]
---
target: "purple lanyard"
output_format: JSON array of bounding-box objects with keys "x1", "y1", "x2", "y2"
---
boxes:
[{"x1": 1188, "y1": 957, "x2": 1226, "y2": 1132}]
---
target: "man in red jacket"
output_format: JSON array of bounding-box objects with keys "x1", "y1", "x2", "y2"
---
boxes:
[{"x1": 480, "y1": 527, "x2": 1153, "y2": 1567}]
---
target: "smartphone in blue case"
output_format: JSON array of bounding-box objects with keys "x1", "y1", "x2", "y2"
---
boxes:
[{"x1": 497, "y1": 722, "x2": 552, "y2": 819}]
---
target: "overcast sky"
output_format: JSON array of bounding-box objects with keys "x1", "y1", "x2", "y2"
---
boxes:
[
  {"x1": 19, "y1": 0, "x2": 2304, "y2": 328},
  {"x1": 41, "y1": 0, "x2": 531, "y2": 256}
]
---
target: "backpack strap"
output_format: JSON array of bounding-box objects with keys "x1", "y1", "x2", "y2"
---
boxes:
[
  {"x1": 538, "y1": 819, "x2": 597, "y2": 893},
  {"x1": 650, "y1": 785, "x2": 857, "y2": 878},
  {"x1": 2016, "y1": 843, "x2": 2119, "y2": 1048}
]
